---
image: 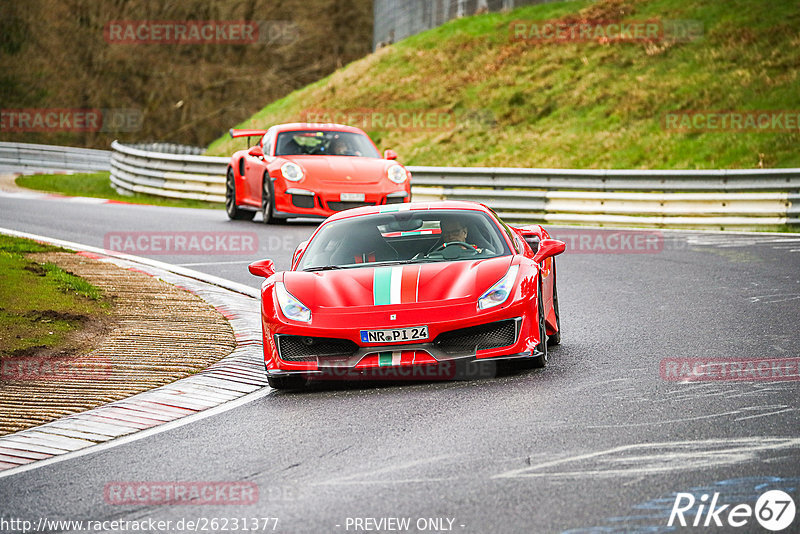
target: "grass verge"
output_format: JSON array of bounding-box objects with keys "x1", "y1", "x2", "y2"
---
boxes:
[
  {"x1": 0, "y1": 235, "x2": 109, "y2": 358},
  {"x1": 15, "y1": 172, "x2": 223, "y2": 210}
]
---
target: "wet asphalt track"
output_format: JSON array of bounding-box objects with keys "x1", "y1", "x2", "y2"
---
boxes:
[{"x1": 1, "y1": 194, "x2": 799, "y2": 534}]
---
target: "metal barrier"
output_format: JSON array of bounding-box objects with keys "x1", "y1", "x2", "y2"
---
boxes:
[
  {"x1": 409, "y1": 167, "x2": 800, "y2": 227},
  {"x1": 109, "y1": 141, "x2": 799, "y2": 229},
  {"x1": 5, "y1": 141, "x2": 795, "y2": 229},
  {"x1": 0, "y1": 142, "x2": 110, "y2": 174},
  {"x1": 110, "y1": 141, "x2": 228, "y2": 203}
]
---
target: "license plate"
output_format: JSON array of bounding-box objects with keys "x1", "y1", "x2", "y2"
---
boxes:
[
  {"x1": 341, "y1": 192, "x2": 366, "y2": 201},
  {"x1": 360, "y1": 326, "x2": 429, "y2": 343}
]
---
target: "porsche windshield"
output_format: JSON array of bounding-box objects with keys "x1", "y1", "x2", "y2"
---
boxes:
[
  {"x1": 298, "y1": 210, "x2": 512, "y2": 271},
  {"x1": 275, "y1": 130, "x2": 380, "y2": 158}
]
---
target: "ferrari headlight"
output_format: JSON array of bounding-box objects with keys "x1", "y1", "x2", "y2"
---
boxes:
[
  {"x1": 275, "y1": 282, "x2": 311, "y2": 322},
  {"x1": 478, "y1": 265, "x2": 519, "y2": 310},
  {"x1": 387, "y1": 164, "x2": 407, "y2": 184},
  {"x1": 281, "y1": 162, "x2": 304, "y2": 182}
]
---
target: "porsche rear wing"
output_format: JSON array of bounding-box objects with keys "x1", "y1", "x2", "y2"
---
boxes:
[{"x1": 229, "y1": 128, "x2": 268, "y2": 139}]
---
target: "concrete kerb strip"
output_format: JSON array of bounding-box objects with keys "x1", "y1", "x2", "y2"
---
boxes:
[{"x1": 0, "y1": 227, "x2": 267, "y2": 478}]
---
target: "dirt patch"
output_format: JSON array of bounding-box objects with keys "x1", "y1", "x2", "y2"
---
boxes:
[
  {"x1": 0, "y1": 173, "x2": 27, "y2": 193},
  {"x1": 0, "y1": 252, "x2": 237, "y2": 435}
]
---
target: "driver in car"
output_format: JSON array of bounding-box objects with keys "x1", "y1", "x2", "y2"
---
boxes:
[
  {"x1": 439, "y1": 217, "x2": 484, "y2": 253},
  {"x1": 329, "y1": 136, "x2": 361, "y2": 156}
]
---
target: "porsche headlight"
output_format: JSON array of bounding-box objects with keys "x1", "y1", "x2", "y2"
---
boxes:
[
  {"x1": 275, "y1": 282, "x2": 311, "y2": 322},
  {"x1": 478, "y1": 265, "x2": 519, "y2": 310},
  {"x1": 281, "y1": 162, "x2": 304, "y2": 182},
  {"x1": 387, "y1": 164, "x2": 407, "y2": 184}
]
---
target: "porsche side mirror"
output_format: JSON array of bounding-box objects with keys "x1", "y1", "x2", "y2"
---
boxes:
[
  {"x1": 248, "y1": 259, "x2": 275, "y2": 278},
  {"x1": 533, "y1": 239, "x2": 566, "y2": 263},
  {"x1": 248, "y1": 146, "x2": 264, "y2": 158},
  {"x1": 383, "y1": 149, "x2": 398, "y2": 160}
]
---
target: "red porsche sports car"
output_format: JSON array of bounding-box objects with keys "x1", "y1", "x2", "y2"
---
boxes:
[
  {"x1": 225, "y1": 123, "x2": 411, "y2": 223},
  {"x1": 248, "y1": 201, "x2": 566, "y2": 389}
]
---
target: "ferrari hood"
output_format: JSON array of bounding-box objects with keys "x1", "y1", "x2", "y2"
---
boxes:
[
  {"x1": 286, "y1": 156, "x2": 390, "y2": 185},
  {"x1": 283, "y1": 256, "x2": 514, "y2": 310}
]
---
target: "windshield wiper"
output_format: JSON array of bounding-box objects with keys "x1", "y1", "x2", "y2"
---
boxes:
[{"x1": 303, "y1": 265, "x2": 344, "y2": 272}]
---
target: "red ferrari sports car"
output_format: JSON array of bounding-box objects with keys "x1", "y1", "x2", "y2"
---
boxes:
[
  {"x1": 225, "y1": 123, "x2": 411, "y2": 223},
  {"x1": 248, "y1": 201, "x2": 566, "y2": 389}
]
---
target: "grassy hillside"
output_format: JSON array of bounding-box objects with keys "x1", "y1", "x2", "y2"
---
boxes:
[{"x1": 207, "y1": 0, "x2": 800, "y2": 169}]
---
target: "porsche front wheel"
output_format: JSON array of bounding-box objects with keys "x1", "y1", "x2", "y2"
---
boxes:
[
  {"x1": 225, "y1": 167, "x2": 255, "y2": 221},
  {"x1": 262, "y1": 177, "x2": 278, "y2": 225}
]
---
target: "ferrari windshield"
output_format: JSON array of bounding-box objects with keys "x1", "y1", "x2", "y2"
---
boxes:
[
  {"x1": 275, "y1": 130, "x2": 380, "y2": 158},
  {"x1": 298, "y1": 209, "x2": 512, "y2": 271}
]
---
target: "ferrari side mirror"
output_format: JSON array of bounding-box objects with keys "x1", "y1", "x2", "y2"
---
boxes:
[
  {"x1": 249, "y1": 259, "x2": 275, "y2": 278},
  {"x1": 533, "y1": 239, "x2": 566, "y2": 263}
]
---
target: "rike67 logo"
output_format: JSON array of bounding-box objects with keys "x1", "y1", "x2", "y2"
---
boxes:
[{"x1": 668, "y1": 490, "x2": 796, "y2": 531}]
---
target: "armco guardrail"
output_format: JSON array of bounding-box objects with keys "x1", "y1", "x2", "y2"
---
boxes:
[
  {"x1": 108, "y1": 141, "x2": 799, "y2": 228},
  {"x1": 0, "y1": 142, "x2": 110, "y2": 174},
  {"x1": 110, "y1": 141, "x2": 228, "y2": 203},
  {"x1": 409, "y1": 166, "x2": 800, "y2": 228}
]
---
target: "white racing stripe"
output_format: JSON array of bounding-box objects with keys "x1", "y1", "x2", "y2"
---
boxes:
[{"x1": 390, "y1": 265, "x2": 403, "y2": 305}]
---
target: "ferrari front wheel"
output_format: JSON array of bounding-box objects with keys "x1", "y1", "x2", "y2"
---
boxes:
[
  {"x1": 529, "y1": 276, "x2": 548, "y2": 368},
  {"x1": 547, "y1": 268, "x2": 561, "y2": 347},
  {"x1": 225, "y1": 167, "x2": 255, "y2": 221}
]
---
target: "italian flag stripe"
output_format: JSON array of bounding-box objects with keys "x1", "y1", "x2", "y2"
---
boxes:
[
  {"x1": 373, "y1": 267, "x2": 392, "y2": 305},
  {"x1": 379, "y1": 204, "x2": 410, "y2": 214},
  {"x1": 374, "y1": 266, "x2": 419, "y2": 305},
  {"x1": 378, "y1": 351, "x2": 403, "y2": 366},
  {"x1": 389, "y1": 266, "x2": 403, "y2": 305}
]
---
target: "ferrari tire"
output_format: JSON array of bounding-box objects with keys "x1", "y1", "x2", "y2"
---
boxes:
[
  {"x1": 267, "y1": 374, "x2": 305, "y2": 390},
  {"x1": 547, "y1": 267, "x2": 561, "y2": 347},
  {"x1": 225, "y1": 167, "x2": 255, "y2": 221},
  {"x1": 529, "y1": 276, "x2": 548, "y2": 368}
]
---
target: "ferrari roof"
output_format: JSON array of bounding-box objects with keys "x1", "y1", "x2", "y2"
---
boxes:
[{"x1": 325, "y1": 201, "x2": 493, "y2": 223}]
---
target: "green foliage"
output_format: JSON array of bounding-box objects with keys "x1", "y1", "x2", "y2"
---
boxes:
[
  {"x1": 207, "y1": 0, "x2": 800, "y2": 169},
  {"x1": 0, "y1": 235, "x2": 108, "y2": 357}
]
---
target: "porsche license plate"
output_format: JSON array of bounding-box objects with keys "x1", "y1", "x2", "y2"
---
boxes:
[
  {"x1": 341, "y1": 192, "x2": 366, "y2": 201},
  {"x1": 360, "y1": 326, "x2": 429, "y2": 343}
]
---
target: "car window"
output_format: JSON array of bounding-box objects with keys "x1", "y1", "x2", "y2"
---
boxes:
[
  {"x1": 262, "y1": 136, "x2": 273, "y2": 157},
  {"x1": 275, "y1": 130, "x2": 380, "y2": 158},
  {"x1": 298, "y1": 210, "x2": 512, "y2": 271}
]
